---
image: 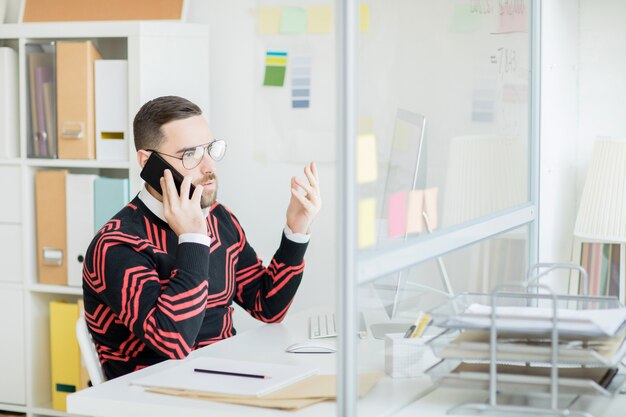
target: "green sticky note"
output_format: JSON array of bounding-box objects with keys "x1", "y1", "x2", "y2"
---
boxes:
[
  {"x1": 450, "y1": 4, "x2": 482, "y2": 33},
  {"x1": 281, "y1": 7, "x2": 307, "y2": 33},
  {"x1": 263, "y1": 66, "x2": 286, "y2": 87}
]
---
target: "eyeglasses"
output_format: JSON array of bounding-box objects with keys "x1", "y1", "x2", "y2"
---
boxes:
[{"x1": 147, "y1": 139, "x2": 227, "y2": 170}]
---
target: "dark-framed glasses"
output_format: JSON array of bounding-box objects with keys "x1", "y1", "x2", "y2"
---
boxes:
[{"x1": 148, "y1": 139, "x2": 227, "y2": 170}]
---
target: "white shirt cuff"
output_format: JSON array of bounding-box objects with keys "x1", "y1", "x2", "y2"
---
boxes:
[
  {"x1": 284, "y1": 225, "x2": 310, "y2": 244},
  {"x1": 179, "y1": 233, "x2": 212, "y2": 247}
]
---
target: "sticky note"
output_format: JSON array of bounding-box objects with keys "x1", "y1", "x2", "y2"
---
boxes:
[
  {"x1": 258, "y1": 7, "x2": 282, "y2": 34},
  {"x1": 497, "y1": 5, "x2": 527, "y2": 33},
  {"x1": 450, "y1": 4, "x2": 481, "y2": 33},
  {"x1": 358, "y1": 198, "x2": 376, "y2": 249},
  {"x1": 263, "y1": 66, "x2": 286, "y2": 86},
  {"x1": 423, "y1": 187, "x2": 439, "y2": 230},
  {"x1": 281, "y1": 7, "x2": 307, "y2": 33},
  {"x1": 388, "y1": 191, "x2": 407, "y2": 238},
  {"x1": 406, "y1": 189, "x2": 425, "y2": 234},
  {"x1": 359, "y1": 4, "x2": 370, "y2": 33},
  {"x1": 357, "y1": 134, "x2": 378, "y2": 184},
  {"x1": 308, "y1": 6, "x2": 332, "y2": 33},
  {"x1": 359, "y1": 116, "x2": 374, "y2": 134}
]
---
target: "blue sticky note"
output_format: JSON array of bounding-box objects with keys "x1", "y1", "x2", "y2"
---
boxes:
[
  {"x1": 292, "y1": 89, "x2": 310, "y2": 97},
  {"x1": 292, "y1": 100, "x2": 310, "y2": 108},
  {"x1": 281, "y1": 7, "x2": 307, "y2": 33}
]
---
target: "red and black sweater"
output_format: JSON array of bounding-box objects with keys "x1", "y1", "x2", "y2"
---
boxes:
[{"x1": 82, "y1": 196, "x2": 308, "y2": 379}]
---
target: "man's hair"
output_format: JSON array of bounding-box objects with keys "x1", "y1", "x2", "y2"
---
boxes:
[{"x1": 133, "y1": 96, "x2": 202, "y2": 151}]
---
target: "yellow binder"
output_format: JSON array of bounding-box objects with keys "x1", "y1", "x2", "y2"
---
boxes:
[{"x1": 50, "y1": 300, "x2": 87, "y2": 411}]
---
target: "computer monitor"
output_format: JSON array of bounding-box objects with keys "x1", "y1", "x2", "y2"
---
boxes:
[{"x1": 369, "y1": 109, "x2": 427, "y2": 338}]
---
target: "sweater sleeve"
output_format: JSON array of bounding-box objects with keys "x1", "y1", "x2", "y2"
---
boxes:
[
  {"x1": 83, "y1": 231, "x2": 210, "y2": 359},
  {"x1": 230, "y1": 214, "x2": 308, "y2": 323}
]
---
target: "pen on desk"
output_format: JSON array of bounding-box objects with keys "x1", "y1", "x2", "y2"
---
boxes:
[
  {"x1": 193, "y1": 368, "x2": 269, "y2": 379},
  {"x1": 404, "y1": 311, "x2": 424, "y2": 338}
]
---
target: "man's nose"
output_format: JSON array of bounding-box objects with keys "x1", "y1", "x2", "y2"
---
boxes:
[{"x1": 199, "y1": 149, "x2": 215, "y2": 173}]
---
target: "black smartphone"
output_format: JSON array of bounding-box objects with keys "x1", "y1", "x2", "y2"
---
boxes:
[{"x1": 140, "y1": 152, "x2": 196, "y2": 199}]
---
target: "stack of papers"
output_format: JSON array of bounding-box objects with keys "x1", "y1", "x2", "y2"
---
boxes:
[
  {"x1": 132, "y1": 357, "x2": 318, "y2": 397},
  {"x1": 439, "y1": 303, "x2": 626, "y2": 337}
]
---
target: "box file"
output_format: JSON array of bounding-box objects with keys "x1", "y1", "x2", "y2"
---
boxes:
[
  {"x1": 94, "y1": 177, "x2": 129, "y2": 232},
  {"x1": 27, "y1": 43, "x2": 55, "y2": 158},
  {"x1": 56, "y1": 41, "x2": 101, "y2": 159},
  {"x1": 50, "y1": 301, "x2": 88, "y2": 411},
  {"x1": 0, "y1": 47, "x2": 18, "y2": 158},
  {"x1": 66, "y1": 174, "x2": 97, "y2": 286},
  {"x1": 95, "y1": 60, "x2": 128, "y2": 161},
  {"x1": 35, "y1": 170, "x2": 68, "y2": 285}
]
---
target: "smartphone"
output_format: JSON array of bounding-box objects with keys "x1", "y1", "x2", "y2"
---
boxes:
[{"x1": 140, "y1": 152, "x2": 196, "y2": 199}]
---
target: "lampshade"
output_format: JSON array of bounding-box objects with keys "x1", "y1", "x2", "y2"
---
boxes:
[
  {"x1": 442, "y1": 135, "x2": 526, "y2": 227},
  {"x1": 574, "y1": 138, "x2": 626, "y2": 242}
]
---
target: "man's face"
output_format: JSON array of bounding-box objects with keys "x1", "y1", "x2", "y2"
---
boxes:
[{"x1": 158, "y1": 115, "x2": 218, "y2": 208}]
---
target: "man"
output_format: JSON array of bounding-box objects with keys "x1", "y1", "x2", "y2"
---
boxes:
[{"x1": 82, "y1": 96, "x2": 321, "y2": 379}]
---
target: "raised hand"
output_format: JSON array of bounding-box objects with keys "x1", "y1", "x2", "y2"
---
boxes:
[{"x1": 286, "y1": 162, "x2": 322, "y2": 234}]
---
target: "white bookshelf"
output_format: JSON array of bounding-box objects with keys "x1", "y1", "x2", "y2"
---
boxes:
[{"x1": 0, "y1": 21, "x2": 209, "y2": 417}]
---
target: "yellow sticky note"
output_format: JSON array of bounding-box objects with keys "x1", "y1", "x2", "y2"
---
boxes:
[
  {"x1": 258, "y1": 7, "x2": 282, "y2": 34},
  {"x1": 359, "y1": 116, "x2": 374, "y2": 134},
  {"x1": 359, "y1": 4, "x2": 370, "y2": 33},
  {"x1": 357, "y1": 134, "x2": 378, "y2": 184},
  {"x1": 406, "y1": 189, "x2": 425, "y2": 234},
  {"x1": 308, "y1": 6, "x2": 332, "y2": 33},
  {"x1": 358, "y1": 198, "x2": 377, "y2": 249}
]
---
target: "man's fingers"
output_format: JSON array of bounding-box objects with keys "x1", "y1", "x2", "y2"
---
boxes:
[
  {"x1": 192, "y1": 184, "x2": 204, "y2": 205},
  {"x1": 304, "y1": 163, "x2": 319, "y2": 190},
  {"x1": 180, "y1": 175, "x2": 192, "y2": 200},
  {"x1": 291, "y1": 188, "x2": 314, "y2": 211}
]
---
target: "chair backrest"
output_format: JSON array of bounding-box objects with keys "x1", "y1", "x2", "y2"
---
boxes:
[{"x1": 76, "y1": 315, "x2": 106, "y2": 386}]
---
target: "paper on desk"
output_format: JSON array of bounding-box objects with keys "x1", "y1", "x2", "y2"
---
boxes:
[
  {"x1": 145, "y1": 372, "x2": 384, "y2": 410},
  {"x1": 132, "y1": 357, "x2": 318, "y2": 397},
  {"x1": 448, "y1": 304, "x2": 626, "y2": 336}
]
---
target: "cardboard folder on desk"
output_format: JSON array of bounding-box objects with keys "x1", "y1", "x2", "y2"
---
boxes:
[
  {"x1": 56, "y1": 41, "x2": 101, "y2": 160},
  {"x1": 35, "y1": 170, "x2": 68, "y2": 285}
]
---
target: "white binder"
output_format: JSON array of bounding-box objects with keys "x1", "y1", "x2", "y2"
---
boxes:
[
  {"x1": 66, "y1": 174, "x2": 97, "y2": 286},
  {"x1": 95, "y1": 60, "x2": 128, "y2": 161},
  {"x1": 0, "y1": 47, "x2": 18, "y2": 158}
]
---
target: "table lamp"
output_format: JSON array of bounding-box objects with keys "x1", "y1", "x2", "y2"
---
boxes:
[{"x1": 573, "y1": 138, "x2": 626, "y2": 300}]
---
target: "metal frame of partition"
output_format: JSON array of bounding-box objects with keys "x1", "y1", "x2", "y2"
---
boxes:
[{"x1": 336, "y1": 0, "x2": 541, "y2": 415}]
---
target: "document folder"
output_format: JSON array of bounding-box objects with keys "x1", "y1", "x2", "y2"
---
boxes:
[
  {"x1": 50, "y1": 301, "x2": 87, "y2": 411},
  {"x1": 57, "y1": 41, "x2": 101, "y2": 159},
  {"x1": 35, "y1": 170, "x2": 68, "y2": 285},
  {"x1": 94, "y1": 177, "x2": 129, "y2": 232},
  {"x1": 95, "y1": 60, "x2": 128, "y2": 161},
  {"x1": 0, "y1": 47, "x2": 18, "y2": 158},
  {"x1": 66, "y1": 174, "x2": 97, "y2": 286}
]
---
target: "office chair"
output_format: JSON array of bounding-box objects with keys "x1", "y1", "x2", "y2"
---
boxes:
[{"x1": 76, "y1": 316, "x2": 106, "y2": 386}]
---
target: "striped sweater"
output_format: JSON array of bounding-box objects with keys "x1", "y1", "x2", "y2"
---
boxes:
[{"x1": 82, "y1": 196, "x2": 308, "y2": 379}]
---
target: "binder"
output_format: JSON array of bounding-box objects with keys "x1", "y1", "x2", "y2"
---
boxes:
[
  {"x1": 66, "y1": 174, "x2": 97, "y2": 287},
  {"x1": 27, "y1": 44, "x2": 55, "y2": 158},
  {"x1": 0, "y1": 47, "x2": 18, "y2": 158},
  {"x1": 50, "y1": 301, "x2": 88, "y2": 411},
  {"x1": 95, "y1": 60, "x2": 128, "y2": 161},
  {"x1": 56, "y1": 41, "x2": 102, "y2": 159},
  {"x1": 94, "y1": 177, "x2": 129, "y2": 232},
  {"x1": 35, "y1": 170, "x2": 68, "y2": 285}
]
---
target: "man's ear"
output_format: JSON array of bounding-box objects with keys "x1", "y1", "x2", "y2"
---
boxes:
[{"x1": 137, "y1": 150, "x2": 151, "y2": 169}]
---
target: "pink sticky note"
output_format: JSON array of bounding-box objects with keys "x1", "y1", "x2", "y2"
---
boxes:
[
  {"x1": 387, "y1": 191, "x2": 408, "y2": 238},
  {"x1": 497, "y1": 4, "x2": 527, "y2": 33}
]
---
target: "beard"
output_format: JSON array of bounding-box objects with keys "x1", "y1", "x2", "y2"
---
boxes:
[{"x1": 198, "y1": 173, "x2": 218, "y2": 209}]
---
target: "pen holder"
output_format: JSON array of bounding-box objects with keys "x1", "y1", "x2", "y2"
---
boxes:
[{"x1": 384, "y1": 333, "x2": 437, "y2": 378}]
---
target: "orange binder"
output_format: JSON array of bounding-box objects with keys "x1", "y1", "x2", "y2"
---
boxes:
[
  {"x1": 23, "y1": 0, "x2": 184, "y2": 22},
  {"x1": 56, "y1": 41, "x2": 101, "y2": 160},
  {"x1": 35, "y1": 170, "x2": 68, "y2": 284}
]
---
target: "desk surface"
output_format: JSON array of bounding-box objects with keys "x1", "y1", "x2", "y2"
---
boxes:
[{"x1": 67, "y1": 309, "x2": 435, "y2": 417}]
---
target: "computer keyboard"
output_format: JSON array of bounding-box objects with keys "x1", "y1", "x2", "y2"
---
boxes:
[{"x1": 309, "y1": 312, "x2": 367, "y2": 339}]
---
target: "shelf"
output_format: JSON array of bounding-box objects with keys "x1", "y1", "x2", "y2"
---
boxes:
[
  {"x1": 32, "y1": 403, "x2": 81, "y2": 417},
  {"x1": 0, "y1": 158, "x2": 22, "y2": 166},
  {"x1": 25, "y1": 159, "x2": 130, "y2": 169},
  {"x1": 0, "y1": 402, "x2": 27, "y2": 414},
  {"x1": 0, "y1": 21, "x2": 209, "y2": 40},
  {"x1": 27, "y1": 284, "x2": 83, "y2": 296}
]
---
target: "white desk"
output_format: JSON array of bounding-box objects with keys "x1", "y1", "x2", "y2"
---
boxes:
[{"x1": 67, "y1": 309, "x2": 435, "y2": 417}]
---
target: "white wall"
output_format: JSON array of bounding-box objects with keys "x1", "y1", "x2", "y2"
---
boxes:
[
  {"x1": 540, "y1": 0, "x2": 626, "y2": 291},
  {"x1": 185, "y1": 1, "x2": 337, "y2": 331}
]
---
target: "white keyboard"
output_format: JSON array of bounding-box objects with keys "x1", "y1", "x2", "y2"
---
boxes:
[{"x1": 309, "y1": 312, "x2": 367, "y2": 339}]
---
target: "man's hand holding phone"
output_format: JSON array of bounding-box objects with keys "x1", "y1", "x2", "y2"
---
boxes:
[{"x1": 160, "y1": 169, "x2": 207, "y2": 236}]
